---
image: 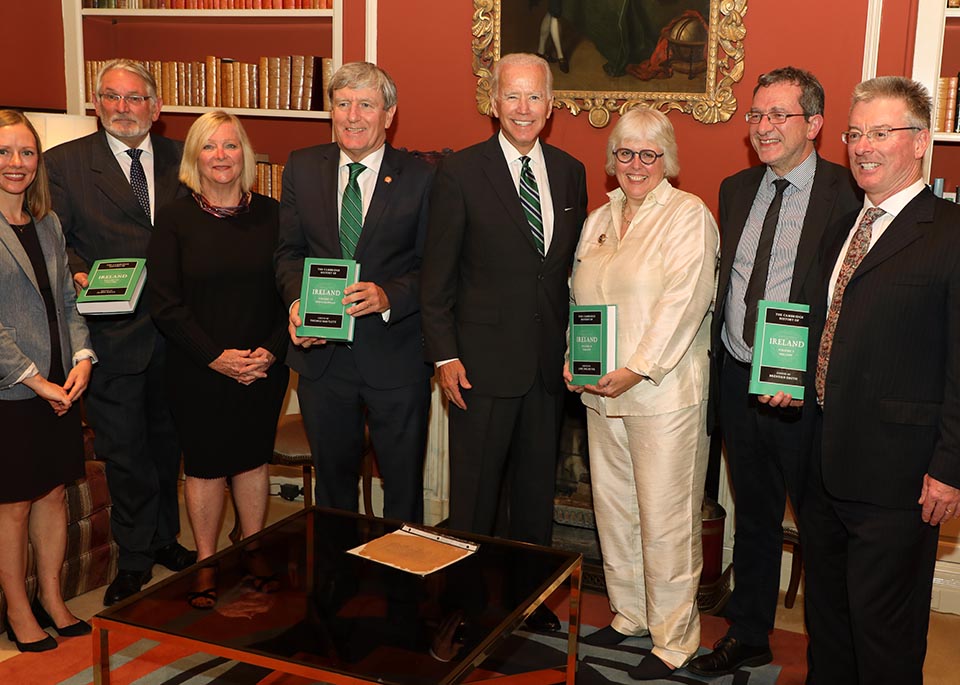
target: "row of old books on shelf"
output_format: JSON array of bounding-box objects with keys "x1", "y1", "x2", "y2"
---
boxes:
[
  {"x1": 254, "y1": 161, "x2": 285, "y2": 202},
  {"x1": 935, "y1": 76, "x2": 960, "y2": 134},
  {"x1": 85, "y1": 57, "x2": 334, "y2": 111},
  {"x1": 82, "y1": 1, "x2": 332, "y2": 8}
]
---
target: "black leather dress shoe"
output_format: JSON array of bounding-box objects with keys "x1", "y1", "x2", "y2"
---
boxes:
[
  {"x1": 524, "y1": 605, "x2": 561, "y2": 632},
  {"x1": 627, "y1": 654, "x2": 675, "y2": 681},
  {"x1": 686, "y1": 636, "x2": 773, "y2": 676},
  {"x1": 154, "y1": 542, "x2": 197, "y2": 572},
  {"x1": 103, "y1": 569, "x2": 152, "y2": 607}
]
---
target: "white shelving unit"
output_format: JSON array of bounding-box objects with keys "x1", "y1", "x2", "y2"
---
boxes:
[
  {"x1": 911, "y1": 3, "x2": 960, "y2": 178},
  {"x1": 60, "y1": 4, "x2": 352, "y2": 119}
]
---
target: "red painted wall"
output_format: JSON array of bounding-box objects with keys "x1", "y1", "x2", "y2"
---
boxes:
[
  {"x1": 378, "y1": 0, "x2": 872, "y2": 215},
  {"x1": 8, "y1": 0, "x2": 940, "y2": 213},
  {"x1": 2, "y1": 2, "x2": 66, "y2": 110}
]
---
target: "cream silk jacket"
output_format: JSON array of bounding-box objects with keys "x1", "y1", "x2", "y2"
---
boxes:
[{"x1": 571, "y1": 179, "x2": 719, "y2": 417}]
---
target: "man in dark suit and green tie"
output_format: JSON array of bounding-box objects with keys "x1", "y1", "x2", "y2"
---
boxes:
[
  {"x1": 275, "y1": 62, "x2": 434, "y2": 524},
  {"x1": 420, "y1": 52, "x2": 588, "y2": 632}
]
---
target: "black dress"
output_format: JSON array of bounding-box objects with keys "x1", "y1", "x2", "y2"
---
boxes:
[
  {"x1": 0, "y1": 219, "x2": 83, "y2": 503},
  {"x1": 148, "y1": 194, "x2": 289, "y2": 479}
]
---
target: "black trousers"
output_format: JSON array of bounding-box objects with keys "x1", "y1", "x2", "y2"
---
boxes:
[
  {"x1": 298, "y1": 344, "x2": 431, "y2": 523},
  {"x1": 719, "y1": 349, "x2": 813, "y2": 647},
  {"x1": 85, "y1": 338, "x2": 181, "y2": 572},
  {"x1": 446, "y1": 372, "x2": 562, "y2": 546},
  {"x1": 802, "y1": 428, "x2": 939, "y2": 685}
]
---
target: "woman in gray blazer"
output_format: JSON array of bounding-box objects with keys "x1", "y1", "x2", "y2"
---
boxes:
[{"x1": 0, "y1": 111, "x2": 96, "y2": 652}]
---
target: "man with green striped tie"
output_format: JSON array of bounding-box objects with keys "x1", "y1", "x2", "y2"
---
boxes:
[
  {"x1": 275, "y1": 62, "x2": 435, "y2": 523},
  {"x1": 421, "y1": 53, "x2": 588, "y2": 632}
]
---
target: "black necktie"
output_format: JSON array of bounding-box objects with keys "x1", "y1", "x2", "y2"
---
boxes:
[
  {"x1": 743, "y1": 178, "x2": 790, "y2": 343},
  {"x1": 126, "y1": 148, "x2": 151, "y2": 223}
]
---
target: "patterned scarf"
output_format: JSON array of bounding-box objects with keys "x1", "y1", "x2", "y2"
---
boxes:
[{"x1": 192, "y1": 191, "x2": 251, "y2": 218}]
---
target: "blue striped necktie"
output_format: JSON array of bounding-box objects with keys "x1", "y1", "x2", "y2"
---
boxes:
[
  {"x1": 340, "y1": 162, "x2": 365, "y2": 259},
  {"x1": 519, "y1": 156, "x2": 545, "y2": 257}
]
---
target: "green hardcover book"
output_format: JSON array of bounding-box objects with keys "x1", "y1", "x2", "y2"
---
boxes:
[
  {"x1": 748, "y1": 300, "x2": 810, "y2": 399},
  {"x1": 569, "y1": 304, "x2": 617, "y2": 385},
  {"x1": 76, "y1": 258, "x2": 146, "y2": 315},
  {"x1": 296, "y1": 258, "x2": 360, "y2": 342}
]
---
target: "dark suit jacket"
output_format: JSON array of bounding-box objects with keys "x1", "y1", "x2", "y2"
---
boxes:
[
  {"x1": 275, "y1": 143, "x2": 434, "y2": 389},
  {"x1": 819, "y1": 189, "x2": 960, "y2": 508},
  {"x1": 708, "y1": 155, "x2": 861, "y2": 433},
  {"x1": 420, "y1": 135, "x2": 588, "y2": 397},
  {"x1": 46, "y1": 130, "x2": 185, "y2": 374}
]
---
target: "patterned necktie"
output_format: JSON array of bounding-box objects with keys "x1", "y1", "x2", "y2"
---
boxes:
[
  {"x1": 126, "y1": 148, "x2": 151, "y2": 222},
  {"x1": 340, "y1": 162, "x2": 365, "y2": 259},
  {"x1": 519, "y1": 156, "x2": 545, "y2": 257},
  {"x1": 743, "y1": 178, "x2": 790, "y2": 344},
  {"x1": 815, "y1": 207, "x2": 886, "y2": 404}
]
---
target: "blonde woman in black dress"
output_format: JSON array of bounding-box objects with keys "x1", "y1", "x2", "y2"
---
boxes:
[
  {"x1": 148, "y1": 111, "x2": 288, "y2": 609},
  {"x1": 0, "y1": 110, "x2": 95, "y2": 651}
]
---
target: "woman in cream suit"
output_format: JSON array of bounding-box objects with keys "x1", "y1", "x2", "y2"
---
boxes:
[
  {"x1": 565, "y1": 107, "x2": 718, "y2": 680},
  {"x1": 0, "y1": 111, "x2": 95, "y2": 651}
]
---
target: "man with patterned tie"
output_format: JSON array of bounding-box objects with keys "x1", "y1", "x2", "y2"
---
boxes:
[
  {"x1": 420, "y1": 53, "x2": 587, "y2": 631},
  {"x1": 802, "y1": 76, "x2": 960, "y2": 685},
  {"x1": 46, "y1": 59, "x2": 194, "y2": 607},
  {"x1": 275, "y1": 62, "x2": 434, "y2": 523},
  {"x1": 690, "y1": 67, "x2": 860, "y2": 677}
]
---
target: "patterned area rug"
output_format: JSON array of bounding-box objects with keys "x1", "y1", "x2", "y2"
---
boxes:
[{"x1": 0, "y1": 591, "x2": 805, "y2": 684}]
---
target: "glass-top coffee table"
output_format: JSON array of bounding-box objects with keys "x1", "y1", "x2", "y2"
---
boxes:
[{"x1": 92, "y1": 507, "x2": 582, "y2": 685}]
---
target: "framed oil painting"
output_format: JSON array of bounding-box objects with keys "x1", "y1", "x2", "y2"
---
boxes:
[{"x1": 472, "y1": 0, "x2": 747, "y2": 127}]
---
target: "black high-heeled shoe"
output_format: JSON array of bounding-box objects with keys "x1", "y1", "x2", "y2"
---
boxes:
[
  {"x1": 6, "y1": 622, "x2": 57, "y2": 653},
  {"x1": 30, "y1": 598, "x2": 91, "y2": 638}
]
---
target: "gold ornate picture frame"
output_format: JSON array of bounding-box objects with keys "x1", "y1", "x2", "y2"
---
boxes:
[{"x1": 473, "y1": 0, "x2": 747, "y2": 127}]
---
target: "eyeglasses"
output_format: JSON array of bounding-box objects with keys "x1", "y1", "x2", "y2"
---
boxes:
[
  {"x1": 614, "y1": 148, "x2": 664, "y2": 165},
  {"x1": 744, "y1": 111, "x2": 807, "y2": 125},
  {"x1": 98, "y1": 93, "x2": 153, "y2": 106},
  {"x1": 840, "y1": 127, "x2": 921, "y2": 144}
]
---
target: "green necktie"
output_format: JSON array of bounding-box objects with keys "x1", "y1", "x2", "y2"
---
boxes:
[
  {"x1": 340, "y1": 162, "x2": 365, "y2": 259},
  {"x1": 519, "y1": 156, "x2": 545, "y2": 257}
]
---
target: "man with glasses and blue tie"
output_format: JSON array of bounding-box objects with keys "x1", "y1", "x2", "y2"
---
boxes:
[
  {"x1": 801, "y1": 76, "x2": 960, "y2": 685},
  {"x1": 275, "y1": 62, "x2": 434, "y2": 524},
  {"x1": 689, "y1": 66, "x2": 860, "y2": 677},
  {"x1": 46, "y1": 58, "x2": 193, "y2": 606}
]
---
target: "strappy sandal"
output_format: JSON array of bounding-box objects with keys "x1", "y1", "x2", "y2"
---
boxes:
[
  {"x1": 187, "y1": 563, "x2": 218, "y2": 610},
  {"x1": 241, "y1": 547, "x2": 280, "y2": 594}
]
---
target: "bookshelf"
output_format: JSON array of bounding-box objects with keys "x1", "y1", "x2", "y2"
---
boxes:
[
  {"x1": 60, "y1": 3, "x2": 368, "y2": 120},
  {"x1": 911, "y1": 1, "x2": 960, "y2": 192}
]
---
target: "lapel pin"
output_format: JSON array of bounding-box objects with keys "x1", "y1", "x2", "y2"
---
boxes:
[{"x1": 384, "y1": 176, "x2": 393, "y2": 184}]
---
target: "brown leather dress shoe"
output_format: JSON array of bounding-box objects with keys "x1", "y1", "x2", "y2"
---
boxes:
[{"x1": 686, "y1": 636, "x2": 773, "y2": 676}]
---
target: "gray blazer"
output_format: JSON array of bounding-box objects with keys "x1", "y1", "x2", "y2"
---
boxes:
[{"x1": 0, "y1": 211, "x2": 93, "y2": 400}]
